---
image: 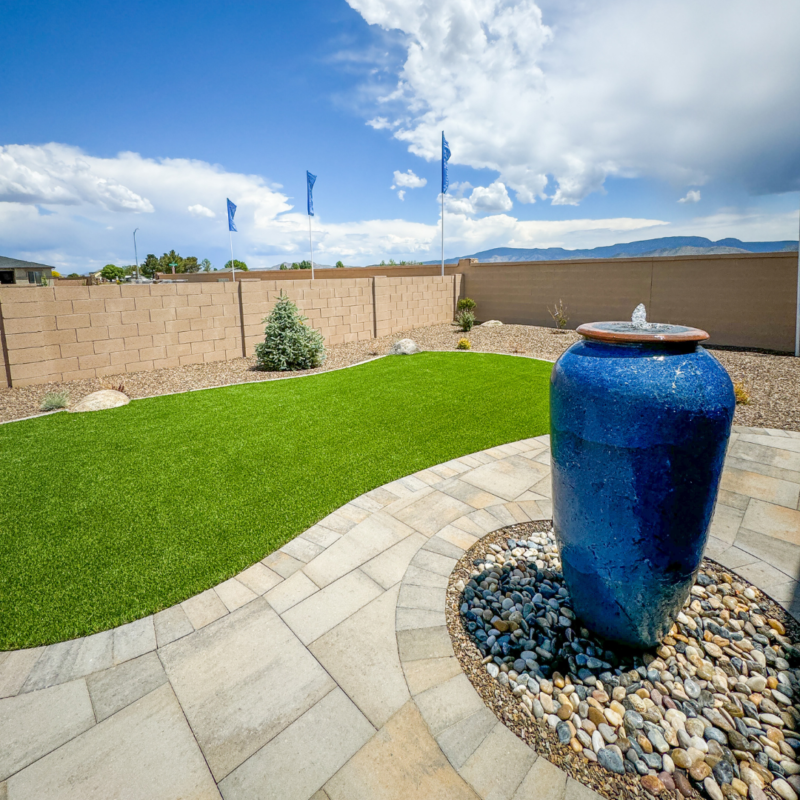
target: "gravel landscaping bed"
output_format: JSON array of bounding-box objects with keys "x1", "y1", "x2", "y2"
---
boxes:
[
  {"x1": 447, "y1": 522, "x2": 800, "y2": 800},
  {"x1": 1, "y1": 322, "x2": 797, "y2": 428}
]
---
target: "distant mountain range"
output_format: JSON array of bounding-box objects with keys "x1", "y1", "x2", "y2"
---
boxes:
[{"x1": 423, "y1": 237, "x2": 799, "y2": 265}]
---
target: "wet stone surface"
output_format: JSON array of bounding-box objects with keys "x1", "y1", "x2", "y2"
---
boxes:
[{"x1": 447, "y1": 522, "x2": 800, "y2": 800}]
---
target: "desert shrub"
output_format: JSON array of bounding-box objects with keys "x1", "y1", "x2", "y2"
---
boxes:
[
  {"x1": 549, "y1": 299, "x2": 569, "y2": 329},
  {"x1": 733, "y1": 380, "x2": 751, "y2": 405},
  {"x1": 255, "y1": 292, "x2": 326, "y2": 371},
  {"x1": 40, "y1": 391, "x2": 69, "y2": 412},
  {"x1": 457, "y1": 297, "x2": 477, "y2": 313},
  {"x1": 456, "y1": 310, "x2": 475, "y2": 332},
  {"x1": 457, "y1": 338, "x2": 471, "y2": 350}
]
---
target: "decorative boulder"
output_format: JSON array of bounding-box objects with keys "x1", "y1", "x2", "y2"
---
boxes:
[
  {"x1": 389, "y1": 338, "x2": 421, "y2": 355},
  {"x1": 481, "y1": 320, "x2": 503, "y2": 327},
  {"x1": 69, "y1": 389, "x2": 130, "y2": 413}
]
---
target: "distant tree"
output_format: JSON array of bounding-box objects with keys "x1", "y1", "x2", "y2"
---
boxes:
[
  {"x1": 182, "y1": 256, "x2": 200, "y2": 273},
  {"x1": 224, "y1": 259, "x2": 248, "y2": 271},
  {"x1": 100, "y1": 264, "x2": 125, "y2": 281},
  {"x1": 66, "y1": 273, "x2": 81, "y2": 279},
  {"x1": 200, "y1": 258, "x2": 212, "y2": 272},
  {"x1": 291, "y1": 261, "x2": 311, "y2": 270},
  {"x1": 52, "y1": 270, "x2": 61, "y2": 278},
  {"x1": 155, "y1": 250, "x2": 201, "y2": 274},
  {"x1": 140, "y1": 254, "x2": 159, "y2": 278},
  {"x1": 335, "y1": 260, "x2": 345, "y2": 268}
]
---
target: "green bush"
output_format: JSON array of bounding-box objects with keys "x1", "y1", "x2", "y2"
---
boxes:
[
  {"x1": 40, "y1": 391, "x2": 69, "y2": 412},
  {"x1": 457, "y1": 338, "x2": 471, "y2": 350},
  {"x1": 255, "y1": 292, "x2": 326, "y2": 371},
  {"x1": 456, "y1": 310, "x2": 475, "y2": 332},
  {"x1": 457, "y1": 297, "x2": 477, "y2": 313}
]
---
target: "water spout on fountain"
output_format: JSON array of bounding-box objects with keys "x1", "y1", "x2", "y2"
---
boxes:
[{"x1": 631, "y1": 303, "x2": 650, "y2": 330}]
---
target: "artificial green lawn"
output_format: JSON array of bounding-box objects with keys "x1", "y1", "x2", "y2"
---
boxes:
[{"x1": 0, "y1": 352, "x2": 551, "y2": 649}]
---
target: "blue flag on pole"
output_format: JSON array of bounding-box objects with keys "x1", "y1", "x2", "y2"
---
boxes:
[
  {"x1": 227, "y1": 198, "x2": 237, "y2": 232},
  {"x1": 307, "y1": 171, "x2": 317, "y2": 216},
  {"x1": 441, "y1": 132, "x2": 451, "y2": 195}
]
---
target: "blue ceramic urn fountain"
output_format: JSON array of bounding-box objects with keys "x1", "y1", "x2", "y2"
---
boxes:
[{"x1": 550, "y1": 306, "x2": 735, "y2": 648}]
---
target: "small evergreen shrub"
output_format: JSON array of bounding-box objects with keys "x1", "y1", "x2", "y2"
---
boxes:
[
  {"x1": 457, "y1": 297, "x2": 477, "y2": 313},
  {"x1": 457, "y1": 338, "x2": 471, "y2": 350},
  {"x1": 255, "y1": 292, "x2": 326, "y2": 371},
  {"x1": 456, "y1": 310, "x2": 475, "y2": 332},
  {"x1": 40, "y1": 391, "x2": 69, "y2": 411}
]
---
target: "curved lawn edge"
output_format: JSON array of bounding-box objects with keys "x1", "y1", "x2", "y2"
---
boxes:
[{"x1": 0, "y1": 352, "x2": 553, "y2": 649}]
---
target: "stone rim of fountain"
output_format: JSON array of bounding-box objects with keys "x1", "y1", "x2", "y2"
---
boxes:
[{"x1": 576, "y1": 303, "x2": 710, "y2": 344}]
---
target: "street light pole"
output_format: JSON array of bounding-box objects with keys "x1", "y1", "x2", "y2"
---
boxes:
[{"x1": 133, "y1": 228, "x2": 140, "y2": 281}]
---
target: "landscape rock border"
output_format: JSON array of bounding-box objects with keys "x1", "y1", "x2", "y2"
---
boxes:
[{"x1": 446, "y1": 521, "x2": 800, "y2": 800}]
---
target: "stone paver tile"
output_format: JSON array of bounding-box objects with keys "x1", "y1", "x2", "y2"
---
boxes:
[
  {"x1": 742, "y1": 499, "x2": 800, "y2": 546},
  {"x1": 282, "y1": 569, "x2": 384, "y2": 645},
  {"x1": 492, "y1": 442, "x2": 527, "y2": 456},
  {"x1": 69, "y1": 630, "x2": 113, "y2": 680},
  {"x1": 304, "y1": 512, "x2": 416, "y2": 588},
  {"x1": 413, "y1": 468, "x2": 445, "y2": 486},
  {"x1": 403, "y1": 655, "x2": 463, "y2": 696},
  {"x1": 397, "y1": 625, "x2": 454, "y2": 663},
  {"x1": 324, "y1": 701, "x2": 479, "y2": 800},
  {"x1": 456, "y1": 454, "x2": 488, "y2": 469},
  {"x1": 403, "y1": 564, "x2": 450, "y2": 589},
  {"x1": 160, "y1": 597, "x2": 334, "y2": 781},
  {"x1": 518, "y1": 500, "x2": 550, "y2": 521},
  {"x1": 735, "y1": 527, "x2": 800, "y2": 580},
  {"x1": 311, "y1": 792, "x2": 330, "y2": 800},
  {"x1": 415, "y1": 673, "x2": 486, "y2": 736},
  {"x1": 113, "y1": 616, "x2": 156, "y2": 665},
  {"x1": 396, "y1": 608, "x2": 446, "y2": 631},
  {"x1": 717, "y1": 489, "x2": 751, "y2": 511},
  {"x1": 765, "y1": 579, "x2": 799, "y2": 604},
  {"x1": 565, "y1": 776, "x2": 604, "y2": 800},
  {"x1": 438, "y1": 524, "x2": 480, "y2": 551},
  {"x1": 721, "y1": 467, "x2": 800, "y2": 509},
  {"x1": 469, "y1": 451, "x2": 497, "y2": 465},
  {"x1": 20, "y1": 639, "x2": 83, "y2": 693},
  {"x1": 410, "y1": 548, "x2": 457, "y2": 578},
  {"x1": 461, "y1": 455, "x2": 549, "y2": 501},
  {"x1": 438, "y1": 477, "x2": 506, "y2": 510},
  {"x1": 398, "y1": 584, "x2": 446, "y2": 612},
  {"x1": 182, "y1": 588, "x2": 228, "y2": 631},
  {"x1": 1, "y1": 781, "x2": 6, "y2": 799},
  {"x1": 538, "y1": 498, "x2": 553, "y2": 517},
  {"x1": 364, "y1": 486, "x2": 402, "y2": 506},
  {"x1": 220, "y1": 688, "x2": 375, "y2": 800},
  {"x1": 154, "y1": 604, "x2": 194, "y2": 647},
  {"x1": 461, "y1": 721, "x2": 536, "y2": 800},
  {"x1": 216, "y1": 578, "x2": 259, "y2": 613},
  {"x1": 360, "y1": 532, "x2": 427, "y2": 590},
  {"x1": 703, "y1": 536, "x2": 732, "y2": 560},
  {"x1": 262, "y1": 550, "x2": 304, "y2": 578},
  {"x1": 737, "y1": 559, "x2": 800, "y2": 596},
  {"x1": 0, "y1": 648, "x2": 43, "y2": 699},
  {"x1": 392, "y1": 491, "x2": 474, "y2": 537},
  {"x1": 6, "y1": 683, "x2": 220, "y2": 800},
  {"x1": 710, "y1": 543, "x2": 758, "y2": 569},
  {"x1": 725, "y1": 455, "x2": 800, "y2": 486},
  {"x1": 467, "y1": 508, "x2": 505, "y2": 533},
  {"x1": 350, "y1": 493, "x2": 387, "y2": 513},
  {"x1": 86, "y1": 651, "x2": 167, "y2": 722},
  {"x1": 530, "y1": 475, "x2": 552, "y2": 498},
  {"x1": 505, "y1": 501, "x2": 531, "y2": 523},
  {"x1": 236, "y1": 562, "x2": 283, "y2": 596},
  {"x1": 452, "y1": 515, "x2": 490, "y2": 536},
  {"x1": 428, "y1": 465, "x2": 460, "y2": 480},
  {"x1": 316, "y1": 511, "x2": 358, "y2": 535},
  {"x1": 738, "y1": 434, "x2": 800, "y2": 454},
  {"x1": 512, "y1": 754, "x2": 568, "y2": 800},
  {"x1": 300, "y1": 524, "x2": 342, "y2": 548},
  {"x1": 398, "y1": 474, "x2": 431, "y2": 492},
  {"x1": 0, "y1": 679, "x2": 95, "y2": 781},
  {"x1": 708, "y1": 503, "x2": 745, "y2": 544},
  {"x1": 443, "y1": 457, "x2": 476, "y2": 473},
  {"x1": 280, "y1": 537, "x2": 325, "y2": 564},
  {"x1": 486, "y1": 503, "x2": 518, "y2": 527},
  {"x1": 265, "y1": 570, "x2": 320, "y2": 614},
  {"x1": 310, "y1": 585, "x2": 410, "y2": 729},
  {"x1": 423, "y1": 536, "x2": 465, "y2": 559},
  {"x1": 435, "y1": 706, "x2": 498, "y2": 770},
  {"x1": 337, "y1": 502, "x2": 372, "y2": 524}
]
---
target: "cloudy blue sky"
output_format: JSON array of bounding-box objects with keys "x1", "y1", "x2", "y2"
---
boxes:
[{"x1": 1, "y1": 0, "x2": 799, "y2": 271}]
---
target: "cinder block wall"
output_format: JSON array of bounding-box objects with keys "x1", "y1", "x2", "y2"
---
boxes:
[{"x1": 0, "y1": 275, "x2": 459, "y2": 387}]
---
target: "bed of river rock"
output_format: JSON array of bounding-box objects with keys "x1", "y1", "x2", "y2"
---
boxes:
[{"x1": 453, "y1": 524, "x2": 800, "y2": 800}]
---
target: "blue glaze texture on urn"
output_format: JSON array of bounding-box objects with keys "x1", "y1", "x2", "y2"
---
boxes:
[{"x1": 550, "y1": 319, "x2": 735, "y2": 649}]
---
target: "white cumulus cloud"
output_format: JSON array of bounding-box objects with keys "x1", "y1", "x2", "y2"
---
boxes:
[
  {"x1": 347, "y1": 0, "x2": 800, "y2": 204},
  {"x1": 391, "y1": 168, "x2": 427, "y2": 199},
  {"x1": 678, "y1": 190, "x2": 701, "y2": 204},
  {"x1": 188, "y1": 204, "x2": 216, "y2": 217}
]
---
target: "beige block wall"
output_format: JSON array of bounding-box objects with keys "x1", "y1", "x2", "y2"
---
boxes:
[
  {"x1": 0, "y1": 275, "x2": 459, "y2": 387},
  {"x1": 458, "y1": 252, "x2": 798, "y2": 352}
]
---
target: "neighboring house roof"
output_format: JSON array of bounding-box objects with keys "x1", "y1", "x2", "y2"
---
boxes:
[{"x1": 0, "y1": 256, "x2": 54, "y2": 271}]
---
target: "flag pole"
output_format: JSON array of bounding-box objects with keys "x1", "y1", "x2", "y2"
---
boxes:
[
  {"x1": 441, "y1": 190, "x2": 444, "y2": 277},
  {"x1": 229, "y1": 228, "x2": 235, "y2": 284},
  {"x1": 309, "y1": 214, "x2": 314, "y2": 280},
  {"x1": 795, "y1": 197, "x2": 799, "y2": 357}
]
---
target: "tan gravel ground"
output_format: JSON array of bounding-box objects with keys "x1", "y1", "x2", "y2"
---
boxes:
[{"x1": 1, "y1": 322, "x2": 797, "y2": 429}]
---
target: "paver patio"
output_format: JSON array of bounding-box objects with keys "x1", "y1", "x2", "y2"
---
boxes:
[{"x1": 2, "y1": 425, "x2": 799, "y2": 799}]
